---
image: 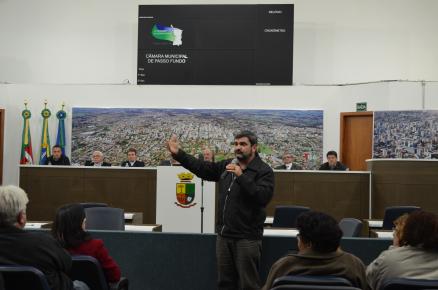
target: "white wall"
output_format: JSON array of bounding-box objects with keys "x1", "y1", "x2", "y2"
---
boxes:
[
  {"x1": 1, "y1": 0, "x2": 438, "y2": 185},
  {"x1": 425, "y1": 83, "x2": 438, "y2": 109},
  {"x1": 1, "y1": 0, "x2": 438, "y2": 85}
]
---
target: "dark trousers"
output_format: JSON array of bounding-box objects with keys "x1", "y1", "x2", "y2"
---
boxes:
[{"x1": 216, "y1": 235, "x2": 262, "y2": 290}]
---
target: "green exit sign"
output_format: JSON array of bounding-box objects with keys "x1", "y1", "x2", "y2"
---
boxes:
[{"x1": 356, "y1": 102, "x2": 367, "y2": 112}]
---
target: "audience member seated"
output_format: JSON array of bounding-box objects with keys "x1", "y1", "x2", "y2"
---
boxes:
[
  {"x1": 159, "y1": 157, "x2": 181, "y2": 166},
  {"x1": 319, "y1": 151, "x2": 348, "y2": 171},
  {"x1": 366, "y1": 211, "x2": 438, "y2": 290},
  {"x1": 44, "y1": 144, "x2": 71, "y2": 166},
  {"x1": 0, "y1": 185, "x2": 88, "y2": 290},
  {"x1": 120, "y1": 148, "x2": 145, "y2": 167},
  {"x1": 391, "y1": 214, "x2": 409, "y2": 247},
  {"x1": 275, "y1": 152, "x2": 302, "y2": 170},
  {"x1": 199, "y1": 148, "x2": 215, "y2": 162},
  {"x1": 52, "y1": 204, "x2": 122, "y2": 285},
  {"x1": 85, "y1": 151, "x2": 111, "y2": 167},
  {"x1": 262, "y1": 211, "x2": 368, "y2": 290}
]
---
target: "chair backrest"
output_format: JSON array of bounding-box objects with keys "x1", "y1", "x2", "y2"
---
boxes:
[
  {"x1": 0, "y1": 272, "x2": 4, "y2": 290},
  {"x1": 80, "y1": 202, "x2": 108, "y2": 209},
  {"x1": 0, "y1": 265, "x2": 51, "y2": 290},
  {"x1": 85, "y1": 207, "x2": 125, "y2": 230},
  {"x1": 382, "y1": 206, "x2": 421, "y2": 230},
  {"x1": 272, "y1": 286, "x2": 361, "y2": 290},
  {"x1": 273, "y1": 275, "x2": 353, "y2": 288},
  {"x1": 272, "y1": 206, "x2": 310, "y2": 228},
  {"x1": 381, "y1": 278, "x2": 438, "y2": 290},
  {"x1": 71, "y1": 255, "x2": 109, "y2": 290},
  {"x1": 339, "y1": 218, "x2": 363, "y2": 237}
]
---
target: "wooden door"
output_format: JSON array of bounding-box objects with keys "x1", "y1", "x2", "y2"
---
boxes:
[
  {"x1": 0, "y1": 109, "x2": 4, "y2": 185},
  {"x1": 340, "y1": 112, "x2": 373, "y2": 171}
]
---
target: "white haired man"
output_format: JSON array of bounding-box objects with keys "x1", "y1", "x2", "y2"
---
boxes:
[
  {"x1": 84, "y1": 151, "x2": 111, "y2": 167},
  {"x1": 0, "y1": 185, "x2": 88, "y2": 290}
]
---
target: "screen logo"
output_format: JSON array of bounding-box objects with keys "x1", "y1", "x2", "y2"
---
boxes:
[{"x1": 151, "y1": 24, "x2": 183, "y2": 46}]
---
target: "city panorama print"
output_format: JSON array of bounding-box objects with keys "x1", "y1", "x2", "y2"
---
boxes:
[
  {"x1": 373, "y1": 110, "x2": 438, "y2": 159},
  {"x1": 72, "y1": 108, "x2": 324, "y2": 169}
]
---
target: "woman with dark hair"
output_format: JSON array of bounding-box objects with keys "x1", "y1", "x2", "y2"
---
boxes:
[
  {"x1": 52, "y1": 204, "x2": 121, "y2": 284},
  {"x1": 262, "y1": 211, "x2": 368, "y2": 290},
  {"x1": 367, "y1": 211, "x2": 438, "y2": 290}
]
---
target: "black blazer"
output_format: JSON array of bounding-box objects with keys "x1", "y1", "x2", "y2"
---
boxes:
[
  {"x1": 44, "y1": 155, "x2": 71, "y2": 166},
  {"x1": 319, "y1": 161, "x2": 347, "y2": 171},
  {"x1": 121, "y1": 160, "x2": 145, "y2": 167},
  {"x1": 0, "y1": 225, "x2": 74, "y2": 290},
  {"x1": 85, "y1": 160, "x2": 111, "y2": 167},
  {"x1": 275, "y1": 163, "x2": 302, "y2": 170}
]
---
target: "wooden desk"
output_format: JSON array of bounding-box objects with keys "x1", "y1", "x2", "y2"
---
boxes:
[
  {"x1": 19, "y1": 165, "x2": 157, "y2": 223},
  {"x1": 263, "y1": 228, "x2": 298, "y2": 237},
  {"x1": 270, "y1": 170, "x2": 370, "y2": 220},
  {"x1": 124, "y1": 212, "x2": 143, "y2": 224},
  {"x1": 20, "y1": 166, "x2": 370, "y2": 225},
  {"x1": 367, "y1": 159, "x2": 438, "y2": 218},
  {"x1": 125, "y1": 224, "x2": 162, "y2": 232},
  {"x1": 372, "y1": 230, "x2": 393, "y2": 239}
]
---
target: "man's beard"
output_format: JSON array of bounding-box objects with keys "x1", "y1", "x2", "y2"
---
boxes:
[{"x1": 235, "y1": 150, "x2": 251, "y2": 161}]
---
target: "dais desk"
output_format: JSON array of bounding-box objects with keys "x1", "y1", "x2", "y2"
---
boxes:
[
  {"x1": 19, "y1": 165, "x2": 157, "y2": 223},
  {"x1": 20, "y1": 166, "x2": 370, "y2": 224},
  {"x1": 271, "y1": 170, "x2": 370, "y2": 220}
]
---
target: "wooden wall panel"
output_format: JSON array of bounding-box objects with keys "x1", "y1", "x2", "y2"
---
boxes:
[{"x1": 368, "y1": 160, "x2": 438, "y2": 218}]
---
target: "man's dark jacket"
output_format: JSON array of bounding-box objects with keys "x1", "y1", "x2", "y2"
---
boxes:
[
  {"x1": 174, "y1": 150, "x2": 274, "y2": 240},
  {"x1": 275, "y1": 163, "x2": 302, "y2": 170},
  {"x1": 0, "y1": 225, "x2": 73, "y2": 290},
  {"x1": 120, "y1": 160, "x2": 145, "y2": 167},
  {"x1": 44, "y1": 155, "x2": 71, "y2": 166},
  {"x1": 84, "y1": 161, "x2": 111, "y2": 167},
  {"x1": 319, "y1": 161, "x2": 347, "y2": 171}
]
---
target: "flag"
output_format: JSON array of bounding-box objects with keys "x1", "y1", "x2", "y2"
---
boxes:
[
  {"x1": 20, "y1": 107, "x2": 34, "y2": 164},
  {"x1": 56, "y1": 106, "x2": 67, "y2": 155},
  {"x1": 39, "y1": 106, "x2": 52, "y2": 165}
]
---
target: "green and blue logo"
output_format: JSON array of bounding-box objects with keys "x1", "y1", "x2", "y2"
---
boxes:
[{"x1": 151, "y1": 24, "x2": 183, "y2": 46}]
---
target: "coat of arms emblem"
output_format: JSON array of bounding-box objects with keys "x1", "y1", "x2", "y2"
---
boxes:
[{"x1": 175, "y1": 172, "x2": 197, "y2": 208}]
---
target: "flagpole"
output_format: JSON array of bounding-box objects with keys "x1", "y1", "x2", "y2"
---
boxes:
[
  {"x1": 20, "y1": 100, "x2": 34, "y2": 165},
  {"x1": 56, "y1": 102, "x2": 67, "y2": 155},
  {"x1": 39, "y1": 100, "x2": 51, "y2": 165}
]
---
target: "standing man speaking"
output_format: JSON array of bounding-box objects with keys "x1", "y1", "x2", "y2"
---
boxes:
[{"x1": 167, "y1": 130, "x2": 274, "y2": 289}]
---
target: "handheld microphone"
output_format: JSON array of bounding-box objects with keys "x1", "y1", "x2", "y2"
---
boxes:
[
  {"x1": 227, "y1": 158, "x2": 239, "y2": 191},
  {"x1": 220, "y1": 158, "x2": 239, "y2": 179}
]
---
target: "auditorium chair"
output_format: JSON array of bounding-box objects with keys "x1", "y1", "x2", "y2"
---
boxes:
[
  {"x1": 339, "y1": 218, "x2": 363, "y2": 237},
  {"x1": 272, "y1": 286, "x2": 361, "y2": 290},
  {"x1": 80, "y1": 202, "x2": 108, "y2": 209},
  {"x1": 272, "y1": 206, "x2": 310, "y2": 228},
  {"x1": 0, "y1": 265, "x2": 51, "y2": 290},
  {"x1": 381, "y1": 277, "x2": 438, "y2": 290},
  {"x1": 271, "y1": 275, "x2": 358, "y2": 290},
  {"x1": 85, "y1": 207, "x2": 125, "y2": 231},
  {"x1": 382, "y1": 206, "x2": 421, "y2": 230},
  {"x1": 71, "y1": 255, "x2": 129, "y2": 290}
]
